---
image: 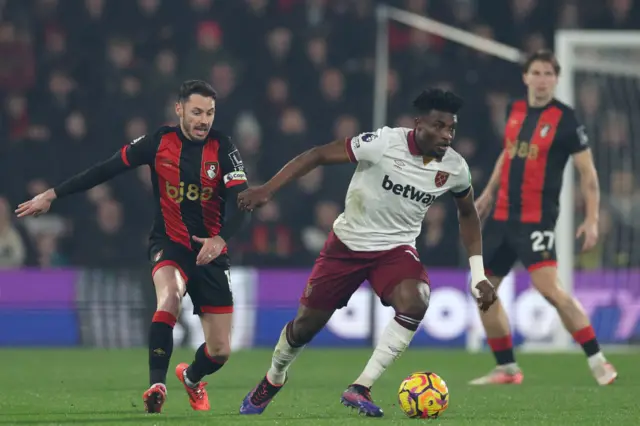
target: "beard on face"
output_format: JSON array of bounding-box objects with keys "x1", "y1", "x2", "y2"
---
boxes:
[{"x1": 183, "y1": 113, "x2": 210, "y2": 141}]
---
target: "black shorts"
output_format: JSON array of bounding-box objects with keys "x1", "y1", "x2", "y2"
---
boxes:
[
  {"x1": 149, "y1": 240, "x2": 233, "y2": 315},
  {"x1": 483, "y1": 218, "x2": 557, "y2": 277}
]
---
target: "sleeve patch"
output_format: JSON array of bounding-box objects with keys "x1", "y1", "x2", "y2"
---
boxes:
[
  {"x1": 361, "y1": 132, "x2": 377, "y2": 142},
  {"x1": 576, "y1": 125, "x2": 589, "y2": 147},
  {"x1": 223, "y1": 170, "x2": 247, "y2": 186},
  {"x1": 228, "y1": 149, "x2": 244, "y2": 169}
]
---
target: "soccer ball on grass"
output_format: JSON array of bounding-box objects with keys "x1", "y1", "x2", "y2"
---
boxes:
[{"x1": 397, "y1": 372, "x2": 449, "y2": 419}]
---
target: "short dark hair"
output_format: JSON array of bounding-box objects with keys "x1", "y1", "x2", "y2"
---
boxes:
[
  {"x1": 413, "y1": 88, "x2": 463, "y2": 115},
  {"x1": 523, "y1": 49, "x2": 561, "y2": 75},
  {"x1": 178, "y1": 80, "x2": 217, "y2": 102}
]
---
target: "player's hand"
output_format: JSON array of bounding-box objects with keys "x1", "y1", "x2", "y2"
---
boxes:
[
  {"x1": 576, "y1": 218, "x2": 598, "y2": 252},
  {"x1": 15, "y1": 189, "x2": 57, "y2": 218},
  {"x1": 474, "y1": 192, "x2": 494, "y2": 221},
  {"x1": 192, "y1": 235, "x2": 226, "y2": 265},
  {"x1": 237, "y1": 185, "x2": 272, "y2": 211},
  {"x1": 474, "y1": 280, "x2": 498, "y2": 312}
]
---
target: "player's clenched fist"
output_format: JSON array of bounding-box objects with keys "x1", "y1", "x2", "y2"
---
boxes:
[
  {"x1": 237, "y1": 185, "x2": 271, "y2": 211},
  {"x1": 474, "y1": 280, "x2": 497, "y2": 312},
  {"x1": 15, "y1": 188, "x2": 57, "y2": 218}
]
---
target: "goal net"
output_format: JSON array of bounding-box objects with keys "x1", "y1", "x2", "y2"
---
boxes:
[
  {"x1": 370, "y1": 6, "x2": 640, "y2": 351},
  {"x1": 555, "y1": 31, "x2": 640, "y2": 350}
]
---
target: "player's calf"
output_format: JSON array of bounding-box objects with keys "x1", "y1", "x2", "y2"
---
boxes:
[
  {"x1": 266, "y1": 313, "x2": 322, "y2": 385},
  {"x1": 148, "y1": 310, "x2": 177, "y2": 386},
  {"x1": 240, "y1": 306, "x2": 333, "y2": 415},
  {"x1": 357, "y1": 281, "x2": 428, "y2": 387},
  {"x1": 530, "y1": 267, "x2": 616, "y2": 384},
  {"x1": 346, "y1": 279, "x2": 428, "y2": 416},
  {"x1": 480, "y1": 277, "x2": 517, "y2": 368},
  {"x1": 148, "y1": 268, "x2": 184, "y2": 387},
  {"x1": 184, "y1": 343, "x2": 228, "y2": 387}
]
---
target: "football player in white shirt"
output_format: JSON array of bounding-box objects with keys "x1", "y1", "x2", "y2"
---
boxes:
[{"x1": 237, "y1": 89, "x2": 497, "y2": 417}]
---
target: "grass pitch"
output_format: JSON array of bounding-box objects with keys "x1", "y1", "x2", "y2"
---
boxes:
[{"x1": 0, "y1": 348, "x2": 637, "y2": 425}]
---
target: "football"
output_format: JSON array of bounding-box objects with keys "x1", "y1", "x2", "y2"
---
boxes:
[{"x1": 397, "y1": 372, "x2": 449, "y2": 419}]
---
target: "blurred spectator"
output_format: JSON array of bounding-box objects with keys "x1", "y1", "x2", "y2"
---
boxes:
[
  {"x1": 183, "y1": 21, "x2": 233, "y2": 82},
  {"x1": 0, "y1": 196, "x2": 27, "y2": 268},
  {"x1": 301, "y1": 200, "x2": 340, "y2": 255},
  {"x1": 0, "y1": 21, "x2": 35, "y2": 91},
  {"x1": 242, "y1": 200, "x2": 296, "y2": 267}
]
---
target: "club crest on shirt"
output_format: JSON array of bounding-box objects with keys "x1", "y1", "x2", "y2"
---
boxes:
[
  {"x1": 205, "y1": 162, "x2": 218, "y2": 179},
  {"x1": 540, "y1": 124, "x2": 552, "y2": 138},
  {"x1": 435, "y1": 171, "x2": 449, "y2": 187}
]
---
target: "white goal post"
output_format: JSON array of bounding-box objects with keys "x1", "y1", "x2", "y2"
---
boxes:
[
  {"x1": 372, "y1": 6, "x2": 640, "y2": 352},
  {"x1": 554, "y1": 30, "x2": 640, "y2": 351}
]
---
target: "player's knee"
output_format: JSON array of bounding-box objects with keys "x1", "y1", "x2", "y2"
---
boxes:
[
  {"x1": 204, "y1": 341, "x2": 230, "y2": 363},
  {"x1": 390, "y1": 280, "x2": 430, "y2": 319}
]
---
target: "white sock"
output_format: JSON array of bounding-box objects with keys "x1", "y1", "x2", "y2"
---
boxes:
[
  {"x1": 587, "y1": 351, "x2": 606, "y2": 369},
  {"x1": 354, "y1": 319, "x2": 416, "y2": 388},
  {"x1": 266, "y1": 324, "x2": 305, "y2": 385},
  {"x1": 151, "y1": 382, "x2": 167, "y2": 392},
  {"x1": 497, "y1": 363, "x2": 519, "y2": 372}
]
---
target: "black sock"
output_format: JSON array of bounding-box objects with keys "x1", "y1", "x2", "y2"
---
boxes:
[
  {"x1": 148, "y1": 311, "x2": 176, "y2": 386},
  {"x1": 573, "y1": 326, "x2": 601, "y2": 357},
  {"x1": 185, "y1": 343, "x2": 227, "y2": 384},
  {"x1": 487, "y1": 335, "x2": 516, "y2": 366}
]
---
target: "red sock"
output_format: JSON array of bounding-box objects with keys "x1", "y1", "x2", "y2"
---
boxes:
[
  {"x1": 487, "y1": 335, "x2": 515, "y2": 365},
  {"x1": 572, "y1": 326, "x2": 600, "y2": 357}
]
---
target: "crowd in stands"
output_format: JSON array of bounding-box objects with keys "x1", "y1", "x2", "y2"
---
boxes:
[{"x1": 1, "y1": 0, "x2": 638, "y2": 269}]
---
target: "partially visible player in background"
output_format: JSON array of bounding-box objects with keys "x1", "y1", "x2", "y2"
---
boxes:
[
  {"x1": 470, "y1": 50, "x2": 617, "y2": 386},
  {"x1": 236, "y1": 89, "x2": 497, "y2": 417},
  {"x1": 15, "y1": 80, "x2": 250, "y2": 412}
]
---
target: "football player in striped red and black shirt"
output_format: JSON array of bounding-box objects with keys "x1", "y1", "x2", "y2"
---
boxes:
[
  {"x1": 16, "y1": 80, "x2": 250, "y2": 412},
  {"x1": 469, "y1": 50, "x2": 617, "y2": 386}
]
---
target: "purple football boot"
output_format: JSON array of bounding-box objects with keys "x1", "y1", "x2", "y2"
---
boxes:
[
  {"x1": 340, "y1": 384, "x2": 384, "y2": 417},
  {"x1": 239, "y1": 374, "x2": 287, "y2": 415}
]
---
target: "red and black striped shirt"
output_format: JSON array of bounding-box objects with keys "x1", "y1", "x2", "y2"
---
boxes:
[
  {"x1": 493, "y1": 99, "x2": 589, "y2": 224},
  {"x1": 55, "y1": 126, "x2": 249, "y2": 253}
]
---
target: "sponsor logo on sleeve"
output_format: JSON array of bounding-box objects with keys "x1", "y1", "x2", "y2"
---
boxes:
[
  {"x1": 223, "y1": 171, "x2": 247, "y2": 185},
  {"x1": 361, "y1": 132, "x2": 377, "y2": 142}
]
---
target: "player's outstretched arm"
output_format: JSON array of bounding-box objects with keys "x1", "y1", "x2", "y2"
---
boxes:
[
  {"x1": 16, "y1": 134, "x2": 155, "y2": 218},
  {"x1": 237, "y1": 138, "x2": 350, "y2": 210},
  {"x1": 264, "y1": 138, "x2": 349, "y2": 193},
  {"x1": 454, "y1": 188, "x2": 497, "y2": 312},
  {"x1": 15, "y1": 153, "x2": 130, "y2": 217}
]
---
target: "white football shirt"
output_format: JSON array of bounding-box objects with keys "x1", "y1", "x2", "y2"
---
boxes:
[{"x1": 332, "y1": 126, "x2": 472, "y2": 251}]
